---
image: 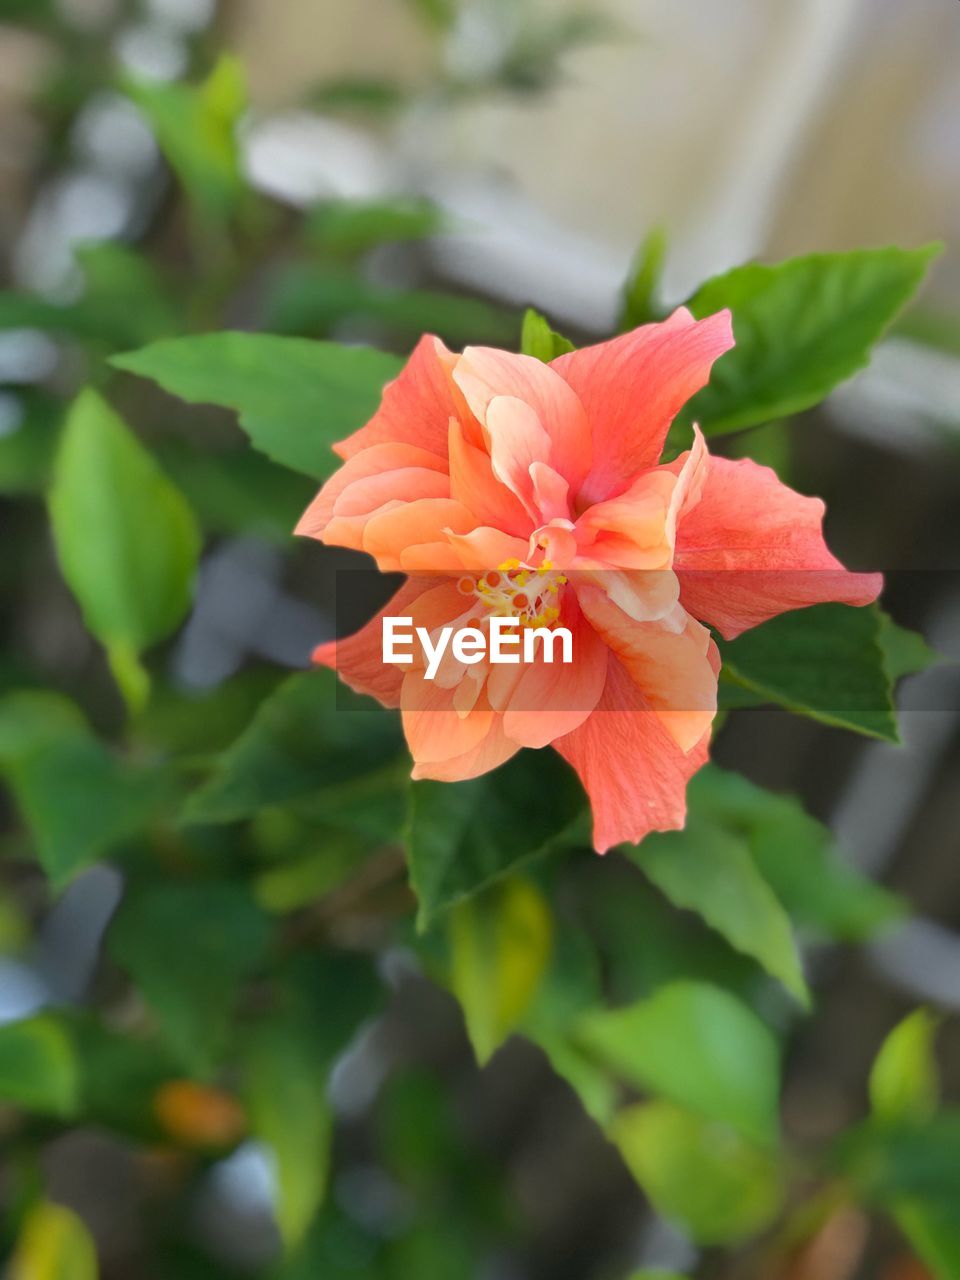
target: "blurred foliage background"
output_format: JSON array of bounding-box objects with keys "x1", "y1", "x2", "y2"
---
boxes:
[{"x1": 0, "y1": 2, "x2": 959, "y2": 1279}]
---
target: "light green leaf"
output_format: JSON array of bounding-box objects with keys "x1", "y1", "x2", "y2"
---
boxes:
[
  {"x1": 48, "y1": 390, "x2": 200, "y2": 709},
  {"x1": 689, "y1": 766, "x2": 904, "y2": 942},
  {"x1": 449, "y1": 877, "x2": 553, "y2": 1065},
  {"x1": 720, "y1": 603, "x2": 899, "y2": 742},
  {"x1": 9, "y1": 1201, "x2": 98, "y2": 1280},
  {"x1": 111, "y1": 333, "x2": 403, "y2": 481},
  {"x1": 870, "y1": 1010, "x2": 940, "y2": 1125},
  {"x1": 184, "y1": 668, "x2": 404, "y2": 826},
  {"x1": 520, "y1": 308, "x2": 575, "y2": 362},
  {"x1": 621, "y1": 226, "x2": 668, "y2": 329},
  {"x1": 243, "y1": 1021, "x2": 332, "y2": 1251},
  {"x1": 0, "y1": 1016, "x2": 78, "y2": 1117},
  {"x1": 576, "y1": 981, "x2": 781, "y2": 1146},
  {"x1": 0, "y1": 691, "x2": 171, "y2": 888},
  {"x1": 685, "y1": 245, "x2": 941, "y2": 435},
  {"x1": 625, "y1": 815, "x2": 808, "y2": 1004},
  {"x1": 108, "y1": 881, "x2": 271, "y2": 1073},
  {"x1": 895, "y1": 1202, "x2": 960, "y2": 1280},
  {"x1": 127, "y1": 54, "x2": 246, "y2": 227},
  {"x1": 612, "y1": 1100, "x2": 784, "y2": 1245},
  {"x1": 407, "y1": 749, "x2": 587, "y2": 931}
]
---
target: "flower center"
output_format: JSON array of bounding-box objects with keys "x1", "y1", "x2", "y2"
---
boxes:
[{"x1": 457, "y1": 559, "x2": 567, "y2": 628}]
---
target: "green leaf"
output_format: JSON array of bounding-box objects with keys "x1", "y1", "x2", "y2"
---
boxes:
[
  {"x1": 576, "y1": 981, "x2": 781, "y2": 1146},
  {"x1": 111, "y1": 333, "x2": 403, "y2": 481},
  {"x1": 406, "y1": 750, "x2": 587, "y2": 931},
  {"x1": 877, "y1": 612, "x2": 941, "y2": 681},
  {"x1": 0, "y1": 1016, "x2": 77, "y2": 1117},
  {"x1": 611, "y1": 1100, "x2": 784, "y2": 1245},
  {"x1": 449, "y1": 877, "x2": 553, "y2": 1064},
  {"x1": 306, "y1": 197, "x2": 447, "y2": 255},
  {"x1": 48, "y1": 390, "x2": 201, "y2": 709},
  {"x1": 719, "y1": 603, "x2": 899, "y2": 742},
  {"x1": 0, "y1": 392, "x2": 61, "y2": 495},
  {"x1": 127, "y1": 54, "x2": 246, "y2": 227},
  {"x1": 108, "y1": 881, "x2": 271, "y2": 1073},
  {"x1": 0, "y1": 691, "x2": 171, "y2": 887},
  {"x1": 243, "y1": 1020, "x2": 333, "y2": 1251},
  {"x1": 266, "y1": 264, "x2": 518, "y2": 348},
  {"x1": 520, "y1": 308, "x2": 575, "y2": 362},
  {"x1": 184, "y1": 668, "x2": 404, "y2": 825},
  {"x1": 839, "y1": 1112, "x2": 960, "y2": 1214},
  {"x1": 895, "y1": 1202, "x2": 960, "y2": 1280},
  {"x1": 10, "y1": 1201, "x2": 98, "y2": 1280},
  {"x1": 870, "y1": 1010, "x2": 940, "y2": 1125},
  {"x1": 625, "y1": 815, "x2": 808, "y2": 1004},
  {"x1": 621, "y1": 226, "x2": 668, "y2": 329},
  {"x1": 688, "y1": 766, "x2": 904, "y2": 942},
  {"x1": 685, "y1": 245, "x2": 941, "y2": 435}
]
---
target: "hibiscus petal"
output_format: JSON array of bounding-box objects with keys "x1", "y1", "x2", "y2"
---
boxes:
[
  {"x1": 311, "y1": 577, "x2": 435, "y2": 707},
  {"x1": 674, "y1": 455, "x2": 883, "y2": 639},
  {"x1": 401, "y1": 672, "x2": 495, "y2": 765},
  {"x1": 448, "y1": 419, "x2": 531, "y2": 536},
  {"x1": 362, "y1": 498, "x2": 477, "y2": 572},
  {"x1": 453, "y1": 347, "x2": 592, "y2": 492},
  {"x1": 294, "y1": 442, "x2": 448, "y2": 541},
  {"x1": 410, "y1": 716, "x2": 520, "y2": 782},
  {"x1": 577, "y1": 586, "x2": 718, "y2": 752},
  {"x1": 552, "y1": 655, "x2": 712, "y2": 853},
  {"x1": 335, "y1": 334, "x2": 464, "y2": 463},
  {"x1": 501, "y1": 605, "x2": 608, "y2": 748},
  {"x1": 551, "y1": 308, "x2": 734, "y2": 503}
]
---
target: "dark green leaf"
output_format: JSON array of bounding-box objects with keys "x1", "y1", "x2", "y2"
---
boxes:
[
  {"x1": 0, "y1": 392, "x2": 61, "y2": 494},
  {"x1": 306, "y1": 197, "x2": 447, "y2": 255},
  {"x1": 108, "y1": 881, "x2": 271, "y2": 1072},
  {"x1": 686, "y1": 245, "x2": 941, "y2": 436},
  {"x1": 184, "y1": 668, "x2": 404, "y2": 825},
  {"x1": 48, "y1": 389, "x2": 201, "y2": 709},
  {"x1": 0, "y1": 691, "x2": 171, "y2": 887},
  {"x1": 0, "y1": 1015, "x2": 78, "y2": 1116},
  {"x1": 265, "y1": 264, "x2": 518, "y2": 348},
  {"x1": 877, "y1": 612, "x2": 941, "y2": 681},
  {"x1": 895, "y1": 1202, "x2": 960, "y2": 1280},
  {"x1": 612, "y1": 1101, "x2": 783, "y2": 1244},
  {"x1": 719, "y1": 603, "x2": 899, "y2": 742},
  {"x1": 407, "y1": 750, "x2": 587, "y2": 931},
  {"x1": 626, "y1": 815, "x2": 808, "y2": 1004},
  {"x1": 576, "y1": 981, "x2": 781, "y2": 1146},
  {"x1": 112, "y1": 332, "x2": 403, "y2": 481}
]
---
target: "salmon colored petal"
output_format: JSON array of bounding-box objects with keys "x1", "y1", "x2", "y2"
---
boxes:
[
  {"x1": 453, "y1": 346, "x2": 592, "y2": 491},
  {"x1": 335, "y1": 334, "x2": 463, "y2": 463},
  {"x1": 361, "y1": 498, "x2": 477, "y2": 572},
  {"x1": 411, "y1": 717, "x2": 520, "y2": 782},
  {"x1": 448, "y1": 419, "x2": 531, "y2": 536},
  {"x1": 501, "y1": 605, "x2": 608, "y2": 748},
  {"x1": 574, "y1": 470, "x2": 674, "y2": 569},
  {"x1": 401, "y1": 672, "x2": 495, "y2": 765},
  {"x1": 444, "y1": 526, "x2": 530, "y2": 571},
  {"x1": 323, "y1": 467, "x2": 452, "y2": 550},
  {"x1": 311, "y1": 577, "x2": 435, "y2": 707},
  {"x1": 552, "y1": 656, "x2": 712, "y2": 853},
  {"x1": 551, "y1": 308, "x2": 734, "y2": 503},
  {"x1": 294, "y1": 443, "x2": 448, "y2": 541},
  {"x1": 578, "y1": 569, "x2": 681, "y2": 624},
  {"x1": 674, "y1": 456, "x2": 883, "y2": 639},
  {"x1": 481, "y1": 396, "x2": 553, "y2": 519},
  {"x1": 578, "y1": 586, "x2": 717, "y2": 752}
]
